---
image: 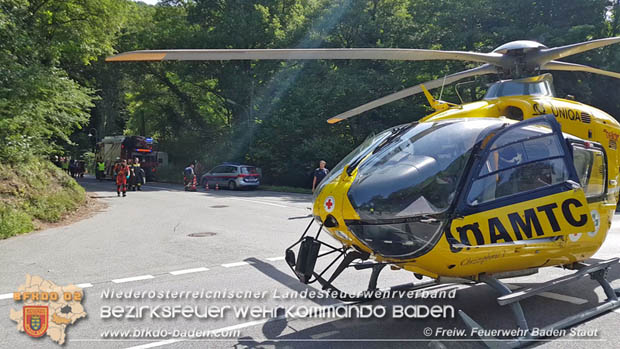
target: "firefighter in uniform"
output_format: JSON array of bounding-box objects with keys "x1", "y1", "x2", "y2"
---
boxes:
[
  {"x1": 132, "y1": 158, "x2": 145, "y2": 191},
  {"x1": 116, "y1": 160, "x2": 129, "y2": 197},
  {"x1": 96, "y1": 159, "x2": 105, "y2": 181}
]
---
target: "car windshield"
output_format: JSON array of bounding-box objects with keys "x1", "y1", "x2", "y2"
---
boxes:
[{"x1": 347, "y1": 119, "x2": 505, "y2": 220}]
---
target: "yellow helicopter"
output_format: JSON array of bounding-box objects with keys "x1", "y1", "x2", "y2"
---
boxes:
[{"x1": 107, "y1": 36, "x2": 620, "y2": 345}]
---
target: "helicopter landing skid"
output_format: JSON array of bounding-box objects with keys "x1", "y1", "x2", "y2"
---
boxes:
[
  {"x1": 459, "y1": 257, "x2": 620, "y2": 349},
  {"x1": 284, "y1": 219, "x2": 437, "y2": 302}
]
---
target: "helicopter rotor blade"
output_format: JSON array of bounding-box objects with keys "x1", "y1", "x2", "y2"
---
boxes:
[
  {"x1": 541, "y1": 61, "x2": 620, "y2": 80},
  {"x1": 106, "y1": 48, "x2": 503, "y2": 65},
  {"x1": 327, "y1": 64, "x2": 498, "y2": 124},
  {"x1": 534, "y1": 37, "x2": 620, "y2": 65}
]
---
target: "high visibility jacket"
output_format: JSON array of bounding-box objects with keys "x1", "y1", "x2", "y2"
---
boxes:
[{"x1": 97, "y1": 162, "x2": 105, "y2": 171}]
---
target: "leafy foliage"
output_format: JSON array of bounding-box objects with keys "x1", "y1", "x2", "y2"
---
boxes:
[
  {"x1": 0, "y1": 0, "x2": 127, "y2": 162},
  {"x1": 110, "y1": 0, "x2": 619, "y2": 187},
  {"x1": 2, "y1": 0, "x2": 620, "y2": 189}
]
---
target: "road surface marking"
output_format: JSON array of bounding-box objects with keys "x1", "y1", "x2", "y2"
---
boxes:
[
  {"x1": 76, "y1": 283, "x2": 94, "y2": 288},
  {"x1": 125, "y1": 319, "x2": 271, "y2": 349},
  {"x1": 112, "y1": 275, "x2": 155, "y2": 283},
  {"x1": 504, "y1": 284, "x2": 587, "y2": 304},
  {"x1": 310, "y1": 330, "x2": 340, "y2": 339},
  {"x1": 222, "y1": 261, "x2": 253, "y2": 268},
  {"x1": 169, "y1": 267, "x2": 209, "y2": 275},
  {"x1": 267, "y1": 256, "x2": 285, "y2": 261},
  {"x1": 227, "y1": 197, "x2": 288, "y2": 208}
]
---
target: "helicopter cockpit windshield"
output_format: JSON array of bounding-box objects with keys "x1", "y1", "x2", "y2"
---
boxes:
[
  {"x1": 343, "y1": 119, "x2": 505, "y2": 258},
  {"x1": 484, "y1": 77, "x2": 555, "y2": 99},
  {"x1": 348, "y1": 119, "x2": 506, "y2": 219}
]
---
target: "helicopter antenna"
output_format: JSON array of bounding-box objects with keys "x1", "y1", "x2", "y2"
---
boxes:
[
  {"x1": 454, "y1": 80, "x2": 477, "y2": 104},
  {"x1": 438, "y1": 75, "x2": 447, "y2": 100}
]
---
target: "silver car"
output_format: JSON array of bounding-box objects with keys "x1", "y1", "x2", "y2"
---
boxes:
[{"x1": 200, "y1": 164, "x2": 261, "y2": 190}]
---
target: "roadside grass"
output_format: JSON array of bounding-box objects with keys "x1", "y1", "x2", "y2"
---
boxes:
[{"x1": 0, "y1": 158, "x2": 85, "y2": 239}]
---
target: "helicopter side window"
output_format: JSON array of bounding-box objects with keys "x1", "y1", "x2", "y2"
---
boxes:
[
  {"x1": 468, "y1": 124, "x2": 569, "y2": 205},
  {"x1": 480, "y1": 135, "x2": 563, "y2": 176},
  {"x1": 572, "y1": 144, "x2": 606, "y2": 198}
]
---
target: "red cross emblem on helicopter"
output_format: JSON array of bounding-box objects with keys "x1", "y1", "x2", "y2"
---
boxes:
[{"x1": 324, "y1": 196, "x2": 335, "y2": 213}]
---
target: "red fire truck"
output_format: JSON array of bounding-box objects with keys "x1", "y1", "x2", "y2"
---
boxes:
[{"x1": 96, "y1": 136, "x2": 168, "y2": 181}]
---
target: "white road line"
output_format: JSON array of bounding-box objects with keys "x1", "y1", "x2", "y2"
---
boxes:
[
  {"x1": 126, "y1": 319, "x2": 271, "y2": 349},
  {"x1": 222, "y1": 261, "x2": 253, "y2": 268},
  {"x1": 227, "y1": 197, "x2": 288, "y2": 208},
  {"x1": 267, "y1": 256, "x2": 285, "y2": 261},
  {"x1": 169, "y1": 267, "x2": 209, "y2": 275},
  {"x1": 112, "y1": 275, "x2": 155, "y2": 283},
  {"x1": 0, "y1": 293, "x2": 13, "y2": 300},
  {"x1": 310, "y1": 330, "x2": 340, "y2": 339},
  {"x1": 76, "y1": 283, "x2": 94, "y2": 288}
]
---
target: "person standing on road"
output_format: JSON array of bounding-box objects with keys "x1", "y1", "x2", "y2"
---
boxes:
[
  {"x1": 96, "y1": 159, "x2": 105, "y2": 181},
  {"x1": 112, "y1": 158, "x2": 121, "y2": 179},
  {"x1": 132, "y1": 158, "x2": 145, "y2": 191},
  {"x1": 183, "y1": 163, "x2": 196, "y2": 191},
  {"x1": 61, "y1": 157, "x2": 69, "y2": 174},
  {"x1": 116, "y1": 160, "x2": 129, "y2": 197},
  {"x1": 312, "y1": 160, "x2": 329, "y2": 193}
]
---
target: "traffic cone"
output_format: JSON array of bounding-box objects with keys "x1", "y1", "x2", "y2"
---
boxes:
[
  {"x1": 205, "y1": 181, "x2": 209, "y2": 191},
  {"x1": 215, "y1": 184, "x2": 219, "y2": 190}
]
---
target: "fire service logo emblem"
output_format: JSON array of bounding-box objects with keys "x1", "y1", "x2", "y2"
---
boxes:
[
  {"x1": 23, "y1": 306, "x2": 48, "y2": 338},
  {"x1": 10, "y1": 275, "x2": 87, "y2": 345}
]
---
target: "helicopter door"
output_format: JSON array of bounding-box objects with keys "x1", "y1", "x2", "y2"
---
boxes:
[{"x1": 450, "y1": 115, "x2": 594, "y2": 247}]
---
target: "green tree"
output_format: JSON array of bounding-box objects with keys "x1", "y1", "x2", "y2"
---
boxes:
[{"x1": 0, "y1": 0, "x2": 128, "y2": 162}]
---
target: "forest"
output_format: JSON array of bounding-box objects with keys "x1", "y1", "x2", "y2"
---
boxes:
[{"x1": 1, "y1": 0, "x2": 620, "y2": 187}]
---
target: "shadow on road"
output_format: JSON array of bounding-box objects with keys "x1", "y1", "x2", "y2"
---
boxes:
[{"x1": 232, "y1": 258, "x2": 620, "y2": 349}]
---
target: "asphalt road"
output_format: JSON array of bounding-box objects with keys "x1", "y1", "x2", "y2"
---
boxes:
[{"x1": 1, "y1": 176, "x2": 619, "y2": 348}]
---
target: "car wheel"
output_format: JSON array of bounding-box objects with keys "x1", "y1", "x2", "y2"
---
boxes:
[{"x1": 228, "y1": 181, "x2": 236, "y2": 190}]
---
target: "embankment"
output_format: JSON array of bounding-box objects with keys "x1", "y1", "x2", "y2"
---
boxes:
[{"x1": 0, "y1": 158, "x2": 86, "y2": 238}]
